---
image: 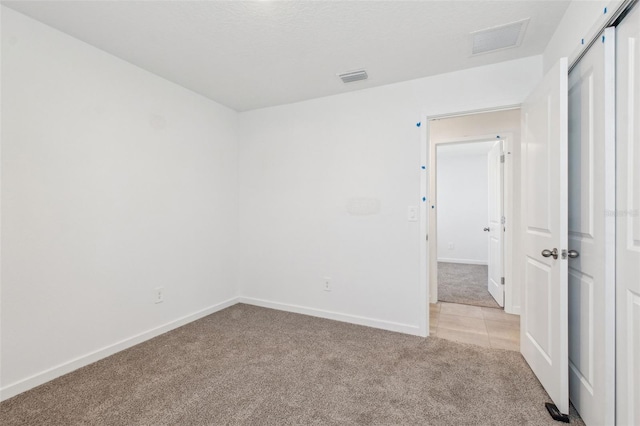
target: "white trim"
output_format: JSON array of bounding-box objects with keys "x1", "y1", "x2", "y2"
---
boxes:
[
  {"x1": 419, "y1": 110, "x2": 429, "y2": 337},
  {"x1": 502, "y1": 137, "x2": 518, "y2": 315},
  {"x1": 568, "y1": 0, "x2": 635, "y2": 72},
  {"x1": 238, "y1": 297, "x2": 422, "y2": 337},
  {"x1": 427, "y1": 104, "x2": 521, "y2": 121},
  {"x1": 436, "y1": 258, "x2": 488, "y2": 265},
  {"x1": 508, "y1": 306, "x2": 521, "y2": 316},
  {"x1": 0, "y1": 297, "x2": 239, "y2": 402},
  {"x1": 602, "y1": 25, "x2": 617, "y2": 425}
]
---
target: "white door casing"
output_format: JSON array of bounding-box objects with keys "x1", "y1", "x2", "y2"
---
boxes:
[
  {"x1": 567, "y1": 27, "x2": 616, "y2": 426},
  {"x1": 616, "y1": 5, "x2": 640, "y2": 425},
  {"x1": 520, "y1": 57, "x2": 569, "y2": 415},
  {"x1": 488, "y1": 141, "x2": 504, "y2": 307}
]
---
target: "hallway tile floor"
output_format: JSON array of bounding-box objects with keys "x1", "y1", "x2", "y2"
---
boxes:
[{"x1": 429, "y1": 302, "x2": 520, "y2": 351}]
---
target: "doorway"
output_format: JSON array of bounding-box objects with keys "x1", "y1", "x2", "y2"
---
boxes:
[
  {"x1": 425, "y1": 108, "x2": 521, "y2": 350},
  {"x1": 436, "y1": 140, "x2": 501, "y2": 309},
  {"x1": 426, "y1": 108, "x2": 521, "y2": 315}
]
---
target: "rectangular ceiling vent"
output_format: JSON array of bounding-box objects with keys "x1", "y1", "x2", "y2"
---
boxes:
[
  {"x1": 470, "y1": 18, "x2": 529, "y2": 55},
  {"x1": 338, "y1": 69, "x2": 368, "y2": 83}
]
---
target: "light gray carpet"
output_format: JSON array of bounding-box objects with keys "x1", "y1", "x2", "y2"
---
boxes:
[
  {"x1": 1, "y1": 304, "x2": 583, "y2": 425},
  {"x1": 438, "y1": 262, "x2": 500, "y2": 308}
]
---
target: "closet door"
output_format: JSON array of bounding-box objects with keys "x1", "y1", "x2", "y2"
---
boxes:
[
  {"x1": 567, "y1": 26, "x2": 615, "y2": 426},
  {"x1": 616, "y1": 4, "x2": 640, "y2": 425}
]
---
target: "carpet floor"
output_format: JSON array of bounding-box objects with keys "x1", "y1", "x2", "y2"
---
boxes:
[
  {"x1": 1, "y1": 304, "x2": 584, "y2": 425},
  {"x1": 438, "y1": 262, "x2": 500, "y2": 308}
]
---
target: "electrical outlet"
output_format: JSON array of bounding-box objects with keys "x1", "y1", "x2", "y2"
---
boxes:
[
  {"x1": 323, "y1": 277, "x2": 331, "y2": 292},
  {"x1": 154, "y1": 287, "x2": 164, "y2": 304},
  {"x1": 448, "y1": 242, "x2": 454, "y2": 250}
]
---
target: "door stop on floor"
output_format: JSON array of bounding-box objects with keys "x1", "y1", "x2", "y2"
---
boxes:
[{"x1": 545, "y1": 403, "x2": 569, "y2": 423}]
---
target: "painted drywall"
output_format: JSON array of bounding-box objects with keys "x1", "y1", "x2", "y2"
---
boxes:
[
  {"x1": 237, "y1": 57, "x2": 541, "y2": 334},
  {"x1": 543, "y1": 0, "x2": 623, "y2": 72},
  {"x1": 436, "y1": 143, "x2": 492, "y2": 265},
  {"x1": 429, "y1": 109, "x2": 522, "y2": 314},
  {"x1": 1, "y1": 7, "x2": 239, "y2": 399}
]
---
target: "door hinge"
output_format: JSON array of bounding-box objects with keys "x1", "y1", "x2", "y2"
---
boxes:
[
  {"x1": 426, "y1": 234, "x2": 428, "y2": 241},
  {"x1": 501, "y1": 216, "x2": 506, "y2": 225},
  {"x1": 500, "y1": 154, "x2": 505, "y2": 163},
  {"x1": 501, "y1": 277, "x2": 505, "y2": 285}
]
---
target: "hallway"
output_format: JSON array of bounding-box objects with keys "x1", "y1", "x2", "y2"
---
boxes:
[{"x1": 430, "y1": 301, "x2": 519, "y2": 351}]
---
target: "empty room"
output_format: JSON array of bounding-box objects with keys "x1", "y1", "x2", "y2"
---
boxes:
[{"x1": 1, "y1": 1, "x2": 638, "y2": 425}]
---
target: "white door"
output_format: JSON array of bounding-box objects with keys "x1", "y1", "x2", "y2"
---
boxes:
[
  {"x1": 616, "y1": 5, "x2": 640, "y2": 425},
  {"x1": 567, "y1": 27, "x2": 616, "y2": 426},
  {"x1": 487, "y1": 141, "x2": 504, "y2": 307},
  {"x1": 520, "y1": 58, "x2": 569, "y2": 416}
]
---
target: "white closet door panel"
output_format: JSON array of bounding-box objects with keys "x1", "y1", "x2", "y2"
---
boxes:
[
  {"x1": 616, "y1": 4, "x2": 640, "y2": 425},
  {"x1": 567, "y1": 26, "x2": 615, "y2": 426}
]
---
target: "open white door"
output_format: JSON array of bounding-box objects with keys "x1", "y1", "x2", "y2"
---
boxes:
[
  {"x1": 521, "y1": 58, "x2": 569, "y2": 418},
  {"x1": 567, "y1": 27, "x2": 616, "y2": 425},
  {"x1": 616, "y1": 5, "x2": 640, "y2": 425},
  {"x1": 487, "y1": 141, "x2": 504, "y2": 307}
]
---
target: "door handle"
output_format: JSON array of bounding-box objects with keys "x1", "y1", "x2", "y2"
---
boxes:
[
  {"x1": 541, "y1": 248, "x2": 558, "y2": 259},
  {"x1": 483, "y1": 227, "x2": 490, "y2": 232},
  {"x1": 566, "y1": 249, "x2": 579, "y2": 259}
]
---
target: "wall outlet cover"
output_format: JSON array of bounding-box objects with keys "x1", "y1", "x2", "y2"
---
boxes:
[
  {"x1": 154, "y1": 287, "x2": 164, "y2": 304},
  {"x1": 323, "y1": 277, "x2": 331, "y2": 292}
]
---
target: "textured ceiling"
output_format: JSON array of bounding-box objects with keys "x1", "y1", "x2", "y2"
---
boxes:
[{"x1": 2, "y1": 1, "x2": 571, "y2": 111}]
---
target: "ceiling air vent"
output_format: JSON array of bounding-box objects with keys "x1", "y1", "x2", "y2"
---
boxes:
[
  {"x1": 338, "y1": 69, "x2": 368, "y2": 83},
  {"x1": 470, "y1": 18, "x2": 529, "y2": 55}
]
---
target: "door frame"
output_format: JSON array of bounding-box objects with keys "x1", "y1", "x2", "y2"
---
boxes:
[
  {"x1": 487, "y1": 139, "x2": 506, "y2": 307},
  {"x1": 421, "y1": 105, "x2": 521, "y2": 337},
  {"x1": 429, "y1": 134, "x2": 513, "y2": 306}
]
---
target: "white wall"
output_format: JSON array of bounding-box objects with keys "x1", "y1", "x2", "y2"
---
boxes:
[
  {"x1": 238, "y1": 56, "x2": 541, "y2": 335},
  {"x1": 436, "y1": 145, "x2": 492, "y2": 265},
  {"x1": 543, "y1": 0, "x2": 624, "y2": 72},
  {"x1": 1, "y1": 7, "x2": 239, "y2": 399},
  {"x1": 1, "y1": 5, "x2": 549, "y2": 400}
]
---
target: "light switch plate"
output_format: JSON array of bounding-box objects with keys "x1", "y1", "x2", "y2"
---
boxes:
[{"x1": 408, "y1": 206, "x2": 418, "y2": 222}]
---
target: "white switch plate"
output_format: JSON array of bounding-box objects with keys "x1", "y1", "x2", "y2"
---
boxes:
[{"x1": 407, "y1": 206, "x2": 418, "y2": 222}]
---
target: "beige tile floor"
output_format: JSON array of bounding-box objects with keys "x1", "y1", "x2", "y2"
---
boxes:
[{"x1": 429, "y1": 302, "x2": 520, "y2": 351}]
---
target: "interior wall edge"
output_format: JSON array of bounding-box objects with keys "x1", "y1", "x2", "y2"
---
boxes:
[{"x1": 238, "y1": 297, "x2": 424, "y2": 337}]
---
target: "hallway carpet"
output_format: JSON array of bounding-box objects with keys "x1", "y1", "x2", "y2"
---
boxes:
[
  {"x1": 1, "y1": 304, "x2": 583, "y2": 425},
  {"x1": 438, "y1": 261, "x2": 500, "y2": 308}
]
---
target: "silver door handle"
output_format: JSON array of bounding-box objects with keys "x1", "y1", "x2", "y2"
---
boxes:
[
  {"x1": 567, "y1": 250, "x2": 579, "y2": 258},
  {"x1": 541, "y1": 248, "x2": 558, "y2": 259},
  {"x1": 483, "y1": 227, "x2": 490, "y2": 232}
]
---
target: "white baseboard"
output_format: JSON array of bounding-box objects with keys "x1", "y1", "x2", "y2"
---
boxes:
[
  {"x1": 238, "y1": 296, "x2": 422, "y2": 337},
  {"x1": 2, "y1": 296, "x2": 425, "y2": 401},
  {"x1": 437, "y1": 258, "x2": 488, "y2": 265},
  {"x1": 505, "y1": 305, "x2": 521, "y2": 316},
  {"x1": 0, "y1": 297, "x2": 239, "y2": 402}
]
